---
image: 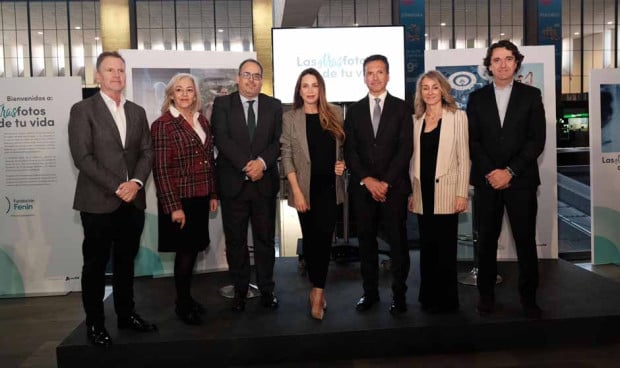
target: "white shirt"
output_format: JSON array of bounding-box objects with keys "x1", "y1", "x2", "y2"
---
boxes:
[
  {"x1": 238, "y1": 94, "x2": 266, "y2": 171},
  {"x1": 493, "y1": 81, "x2": 513, "y2": 127},
  {"x1": 368, "y1": 91, "x2": 388, "y2": 119},
  {"x1": 239, "y1": 94, "x2": 258, "y2": 126},
  {"x1": 100, "y1": 91, "x2": 144, "y2": 187},
  {"x1": 100, "y1": 91, "x2": 127, "y2": 147},
  {"x1": 169, "y1": 105, "x2": 206, "y2": 144}
]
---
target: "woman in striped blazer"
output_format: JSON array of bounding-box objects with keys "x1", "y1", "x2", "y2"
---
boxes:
[{"x1": 408, "y1": 70, "x2": 470, "y2": 313}]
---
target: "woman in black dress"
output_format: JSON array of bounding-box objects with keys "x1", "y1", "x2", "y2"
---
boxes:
[
  {"x1": 408, "y1": 70, "x2": 470, "y2": 313},
  {"x1": 151, "y1": 73, "x2": 218, "y2": 325},
  {"x1": 281, "y1": 68, "x2": 346, "y2": 320}
]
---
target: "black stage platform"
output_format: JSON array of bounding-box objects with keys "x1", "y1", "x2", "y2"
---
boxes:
[{"x1": 57, "y1": 257, "x2": 620, "y2": 367}]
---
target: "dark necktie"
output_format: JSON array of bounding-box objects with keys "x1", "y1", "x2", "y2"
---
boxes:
[
  {"x1": 372, "y1": 97, "x2": 382, "y2": 137},
  {"x1": 247, "y1": 100, "x2": 256, "y2": 139}
]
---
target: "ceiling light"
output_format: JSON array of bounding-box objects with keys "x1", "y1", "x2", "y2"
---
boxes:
[
  {"x1": 74, "y1": 26, "x2": 81, "y2": 30},
  {"x1": 440, "y1": 22, "x2": 446, "y2": 26}
]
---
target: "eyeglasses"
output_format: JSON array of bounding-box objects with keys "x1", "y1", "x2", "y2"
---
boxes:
[{"x1": 239, "y1": 72, "x2": 263, "y2": 81}]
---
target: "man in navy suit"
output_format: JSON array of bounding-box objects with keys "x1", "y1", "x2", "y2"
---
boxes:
[
  {"x1": 68, "y1": 51, "x2": 156, "y2": 347},
  {"x1": 212, "y1": 59, "x2": 282, "y2": 312},
  {"x1": 467, "y1": 40, "x2": 546, "y2": 318},
  {"x1": 344, "y1": 55, "x2": 413, "y2": 315}
]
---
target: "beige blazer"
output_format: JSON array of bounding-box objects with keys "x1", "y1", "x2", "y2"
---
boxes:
[
  {"x1": 409, "y1": 108, "x2": 470, "y2": 214},
  {"x1": 280, "y1": 104, "x2": 345, "y2": 207}
]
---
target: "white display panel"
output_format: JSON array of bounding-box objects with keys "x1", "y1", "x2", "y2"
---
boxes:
[
  {"x1": 589, "y1": 69, "x2": 620, "y2": 264},
  {"x1": 426, "y1": 46, "x2": 558, "y2": 260}
]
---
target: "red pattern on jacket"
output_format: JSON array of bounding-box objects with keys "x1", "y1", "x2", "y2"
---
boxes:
[{"x1": 151, "y1": 110, "x2": 217, "y2": 214}]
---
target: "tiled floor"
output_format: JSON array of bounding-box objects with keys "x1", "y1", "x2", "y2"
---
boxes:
[
  {"x1": 575, "y1": 262, "x2": 620, "y2": 280},
  {"x1": 2, "y1": 259, "x2": 620, "y2": 368},
  {"x1": 558, "y1": 200, "x2": 591, "y2": 254}
]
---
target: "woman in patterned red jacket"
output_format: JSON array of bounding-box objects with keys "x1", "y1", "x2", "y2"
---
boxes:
[{"x1": 151, "y1": 73, "x2": 218, "y2": 326}]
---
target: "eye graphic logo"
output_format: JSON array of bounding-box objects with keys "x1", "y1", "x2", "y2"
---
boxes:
[{"x1": 448, "y1": 71, "x2": 477, "y2": 91}]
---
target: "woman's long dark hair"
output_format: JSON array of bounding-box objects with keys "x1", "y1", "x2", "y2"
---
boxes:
[{"x1": 293, "y1": 68, "x2": 344, "y2": 142}]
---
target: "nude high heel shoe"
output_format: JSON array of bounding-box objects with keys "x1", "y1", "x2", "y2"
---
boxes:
[{"x1": 309, "y1": 288, "x2": 324, "y2": 320}]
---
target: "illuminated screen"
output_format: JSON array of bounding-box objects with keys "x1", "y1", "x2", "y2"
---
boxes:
[{"x1": 272, "y1": 26, "x2": 405, "y2": 104}]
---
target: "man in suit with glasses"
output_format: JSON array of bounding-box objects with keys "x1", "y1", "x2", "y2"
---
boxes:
[{"x1": 211, "y1": 59, "x2": 282, "y2": 312}]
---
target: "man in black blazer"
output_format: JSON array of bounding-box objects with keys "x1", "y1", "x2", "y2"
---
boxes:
[
  {"x1": 467, "y1": 40, "x2": 546, "y2": 318},
  {"x1": 344, "y1": 55, "x2": 413, "y2": 315},
  {"x1": 68, "y1": 51, "x2": 156, "y2": 347},
  {"x1": 212, "y1": 59, "x2": 282, "y2": 312}
]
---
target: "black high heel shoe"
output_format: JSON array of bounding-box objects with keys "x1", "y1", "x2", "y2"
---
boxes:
[
  {"x1": 190, "y1": 298, "x2": 206, "y2": 315},
  {"x1": 175, "y1": 305, "x2": 203, "y2": 325}
]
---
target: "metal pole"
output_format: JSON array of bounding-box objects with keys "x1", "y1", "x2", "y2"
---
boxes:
[{"x1": 458, "y1": 188, "x2": 502, "y2": 285}]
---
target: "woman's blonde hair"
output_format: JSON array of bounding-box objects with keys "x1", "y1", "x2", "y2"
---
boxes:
[
  {"x1": 413, "y1": 70, "x2": 458, "y2": 119},
  {"x1": 160, "y1": 73, "x2": 202, "y2": 114}
]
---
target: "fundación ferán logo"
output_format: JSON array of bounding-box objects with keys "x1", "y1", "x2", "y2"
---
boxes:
[{"x1": 4, "y1": 196, "x2": 36, "y2": 217}]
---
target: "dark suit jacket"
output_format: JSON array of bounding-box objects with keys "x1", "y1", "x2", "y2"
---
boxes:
[
  {"x1": 211, "y1": 92, "x2": 282, "y2": 199},
  {"x1": 344, "y1": 93, "x2": 413, "y2": 196},
  {"x1": 68, "y1": 93, "x2": 153, "y2": 213},
  {"x1": 467, "y1": 82, "x2": 546, "y2": 189}
]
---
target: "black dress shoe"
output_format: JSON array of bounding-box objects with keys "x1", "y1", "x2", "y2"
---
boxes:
[
  {"x1": 190, "y1": 299, "x2": 206, "y2": 315},
  {"x1": 389, "y1": 299, "x2": 407, "y2": 315},
  {"x1": 521, "y1": 298, "x2": 543, "y2": 319},
  {"x1": 355, "y1": 295, "x2": 379, "y2": 312},
  {"x1": 477, "y1": 295, "x2": 495, "y2": 315},
  {"x1": 432, "y1": 304, "x2": 460, "y2": 314},
  {"x1": 86, "y1": 324, "x2": 112, "y2": 348},
  {"x1": 260, "y1": 292, "x2": 279, "y2": 309},
  {"x1": 421, "y1": 303, "x2": 433, "y2": 312},
  {"x1": 117, "y1": 313, "x2": 157, "y2": 332},
  {"x1": 175, "y1": 306, "x2": 203, "y2": 325},
  {"x1": 523, "y1": 304, "x2": 542, "y2": 319},
  {"x1": 231, "y1": 295, "x2": 246, "y2": 312}
]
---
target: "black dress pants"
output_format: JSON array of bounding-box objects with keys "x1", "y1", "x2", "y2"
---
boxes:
[
  {"x1": 352, "y1": 187, "x2": 410, "y2": 299},
  {"x1": 298, "y1": 174, "x2": 337, "y2": 289},
  {"x1": 80, "y1": 203, "x2": 144, "y2": 326},
  {"x1": 417, "y1": 213, "x2": 459, "y2": 310},
  {"x1": 475, "y1": 187, "x2": 539, "y2": 300},
  {"x1": 220, "y1": 182, "x2": 276, "y2": 296}
]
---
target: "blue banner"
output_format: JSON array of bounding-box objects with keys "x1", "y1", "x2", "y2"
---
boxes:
[
  {"x1": 400, "y1": 0, "x2": 425, "y2": 103},
  {"x1": 538, "y1": 0, "x2": 561, "y2": 93}
]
